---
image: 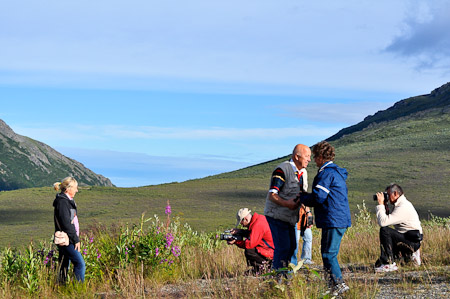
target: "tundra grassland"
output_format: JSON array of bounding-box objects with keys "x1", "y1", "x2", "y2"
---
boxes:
[
  {"x1": 1, "y1": 202, "x2": 449, "y2": 298},
  {"x1": 0, "y1": 111, "x2": 449, "y2": 249}
]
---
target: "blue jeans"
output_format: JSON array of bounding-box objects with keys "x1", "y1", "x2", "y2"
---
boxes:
[
  {"x1": 291, "y1": 226, "x2": 312, "y2": 265},
  {"x1": 266, "y1": 216, "x2": 296, "y2": 270},
  {"x1": 58, "y1": 243, "x2": 86, "y2": 283},
  {"x1": 321, "y1": 228, "x2": 347, "y2": 285}
]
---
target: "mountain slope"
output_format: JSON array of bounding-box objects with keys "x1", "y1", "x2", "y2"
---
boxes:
[
  {"x1": 327, "y1": 82, "x2": 450, "y2": 141},
  {"x1": 0, "y1": 120, "x2": 114, "y2": 190}
]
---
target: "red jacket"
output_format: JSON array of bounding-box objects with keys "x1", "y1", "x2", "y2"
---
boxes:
[{"x1": 235, "y1": 213, "x2": 274, "y2": 259}]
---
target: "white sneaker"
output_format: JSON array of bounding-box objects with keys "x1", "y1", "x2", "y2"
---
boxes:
[
  {"x1": 375, "y1": 262, "x2": 398, "y2": 272},
  {"x1": 411, "y1": 249, "x2": 421, "y2": 266},
  {"x1": 302, "y1": 259, "x2": 314, "y2": 265},
  {"x1": 332, "y1": 282, "x2": 350, "y2": 296}
]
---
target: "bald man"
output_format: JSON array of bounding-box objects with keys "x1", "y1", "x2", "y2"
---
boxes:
[{"x1": 264, "y1": 144, "x2": 311, "y2": 275}]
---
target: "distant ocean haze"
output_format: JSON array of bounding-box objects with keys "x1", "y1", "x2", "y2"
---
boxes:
[{"x1": 56, "y1": 147, "x2": 250, "y2": 187}]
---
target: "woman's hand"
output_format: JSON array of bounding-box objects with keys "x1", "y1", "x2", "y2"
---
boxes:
[{"x1": 74, "y1": 242, "x2": 81, "y2": 252}]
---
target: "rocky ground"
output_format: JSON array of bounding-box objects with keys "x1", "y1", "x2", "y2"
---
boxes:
[
  {"x1": 344, "y1": 264, "x2": 450, "y2": 298},
  {"x1": 153, "y1": 264, "x2": 450, "y2": 298}
]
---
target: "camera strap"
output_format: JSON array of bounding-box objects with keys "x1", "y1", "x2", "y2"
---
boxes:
[{"x1": 262, "y1": 238, "x2": 274, "y2": 250}]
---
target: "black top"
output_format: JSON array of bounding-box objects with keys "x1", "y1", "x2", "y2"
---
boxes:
[{"x1": 53, "y1": 193, "x2": 79, "y2": 244}]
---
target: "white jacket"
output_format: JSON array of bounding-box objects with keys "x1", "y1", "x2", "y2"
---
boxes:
[{"x1": 376, "y1": 194, "x2": 422, "y2": 234}]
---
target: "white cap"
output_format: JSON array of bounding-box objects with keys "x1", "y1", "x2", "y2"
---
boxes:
[{"x1": 236, "y1": 208, "x2": 251, "y2": 226}]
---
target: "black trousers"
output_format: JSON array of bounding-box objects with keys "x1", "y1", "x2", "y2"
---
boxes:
[
  {"x1": 244, "y1": 248, "x2": 272, "y2": 273},
  {"x1": 378, "y1": 226, "x2": 421, "y2": 265}
]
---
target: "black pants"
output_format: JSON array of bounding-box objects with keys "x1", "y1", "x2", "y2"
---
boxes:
[
  {"x1": 377, "y1": 226, "x2": 421, "y2": 265},
  {"x1": 244, "y1": 248, "x2": 272, "y2": 273}
]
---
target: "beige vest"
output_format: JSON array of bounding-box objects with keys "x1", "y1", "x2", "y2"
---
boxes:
[{"x1": 264, "y1": 161, "x2": 303, "y2": 225}]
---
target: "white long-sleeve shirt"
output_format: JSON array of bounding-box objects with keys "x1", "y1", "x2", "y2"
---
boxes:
[{"x1": 376, "y1": 194, "x2": 422, "y2": 234}]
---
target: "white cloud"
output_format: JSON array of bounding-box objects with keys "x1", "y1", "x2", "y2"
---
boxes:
[
  {"x1": 385, "y1": 0, "x2": 450, "y2": 70},
  {"x1": 14, "y1": 124, "x2": 339, "y2": 142},
  {"x1": 101, "y1": 125, "x2": 337, "y2": 140},
  {"x1": 0, "y1": 1, "x2": 444, "y2": 94}
]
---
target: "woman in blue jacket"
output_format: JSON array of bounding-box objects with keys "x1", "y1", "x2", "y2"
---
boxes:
[{"x1": 300, "y1": 141, "x2": 351, "y2": 296}]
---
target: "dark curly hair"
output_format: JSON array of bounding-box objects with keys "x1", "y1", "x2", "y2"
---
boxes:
[{"x1": 312, "y1": 141, "x2": 335, "y2": 161}]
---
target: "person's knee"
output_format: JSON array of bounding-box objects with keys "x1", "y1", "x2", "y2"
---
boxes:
[
  {"x1": 73, "y1": 253, "x2": 86, "y2": 269},
  {"x1": 80, "y1": 257, "x2": 86, "y2": 269},
  {"x1": 303, "y1": 232, "x2": 312, "y2": 242},
  {"x1": 380, "y1": 226, "x2": 390, "y2": 234},
  {"x1": 379, "y1": 226, "x2": 393, "y2": 240},
  {"x1": 322, "y1": 251, "x2": 337, "y2": 261}
]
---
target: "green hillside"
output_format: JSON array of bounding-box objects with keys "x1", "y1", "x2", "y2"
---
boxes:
[
  {"x1": 213, "y1": 107, "x2": 450, "y2": 217},
  {"x1": 0, "y1": 84, "x2": 449, "y2": 249}
]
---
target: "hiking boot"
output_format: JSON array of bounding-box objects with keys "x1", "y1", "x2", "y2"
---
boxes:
[
  {"x1": 375, "y1": 262, "x2": 398, "y2": 272},
  {"x1": 332, "y1": 282, "x2": 350, "y2": 296},
  {"x1": 411, "y1": 249, "x2": 421, "y2": 266}
]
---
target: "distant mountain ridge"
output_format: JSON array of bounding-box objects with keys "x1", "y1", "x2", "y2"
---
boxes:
[
  {"x1": 327, "y1": 82, "x2": 450, "y2": 141},
  {"x1": 0, "y1": 120, "x2": 114, "y2": 190}
]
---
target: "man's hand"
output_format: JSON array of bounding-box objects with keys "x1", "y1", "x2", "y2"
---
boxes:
[
  {"x1": 230, "y1": 228, "x2": 240, "y2": 234},
  {"x1": 285, "y1": 198, "x2": 300, "y2": 210},
  {"x1": 227, "y1": 239, "x2": 236, "y2": 245},
  {"x1": 376, "y1": 192, "x2": 385, "y2": 206},
  {"x1": 268, "y1": 192, "x2": 300, "y2": 210},
  {"x1": 74, "y1": 242, "x2": 81, "y2": 252}
]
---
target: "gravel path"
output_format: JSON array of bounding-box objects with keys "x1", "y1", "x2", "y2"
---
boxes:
[
  {"x1": 102, "y1": 265, "x2": 449, "y2": 298},
  {"x1": 343, "y1": 264, "x2": 450, "y2": 298}
]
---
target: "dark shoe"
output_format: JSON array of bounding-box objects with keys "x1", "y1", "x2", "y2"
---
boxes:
[{"x1": 374, "y1": 258, "x2": 382, "y2": 268}]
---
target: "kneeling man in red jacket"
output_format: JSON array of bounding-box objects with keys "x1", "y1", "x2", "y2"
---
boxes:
[{"x1": 227, "y1": 208, "x2": 274, "y2": 274}]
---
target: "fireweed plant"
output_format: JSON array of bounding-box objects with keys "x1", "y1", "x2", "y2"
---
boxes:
[
  {"x1": 81, "y1": 200, "x2": 185, "y2": 280},
  {"x1": 0, "y1": 201, "x2": 191, "y2": 291},
  {"x1": 0, "y1": 242, "x2": 57, "y2": 295}
]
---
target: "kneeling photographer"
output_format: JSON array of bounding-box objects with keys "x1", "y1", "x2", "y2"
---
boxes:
[
  {"x1": 374, "y1": 183, "x2": 423, "y2": 272},
  {"x1": 225, "y1": 208, "x2": 274, "y2": 274}
]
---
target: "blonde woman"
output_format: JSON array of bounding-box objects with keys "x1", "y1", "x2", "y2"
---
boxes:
[{"x1": 53, "y1": 177, "x2": 85, "y2": 283}]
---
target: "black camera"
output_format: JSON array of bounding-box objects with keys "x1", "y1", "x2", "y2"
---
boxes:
[
  {"x1": 300, "y1": 213, "x2": 314, "y2": 236},
  {"x1": 219, "y1": 229, "x2": 244, "y2": 241},
  {"x1": 373, "y1": 192, "x2": 388, "y2": 202}
]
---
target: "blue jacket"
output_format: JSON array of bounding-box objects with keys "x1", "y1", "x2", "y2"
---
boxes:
[{"x1": 300, "y1": 161, "x2": 351, "y2": 228}]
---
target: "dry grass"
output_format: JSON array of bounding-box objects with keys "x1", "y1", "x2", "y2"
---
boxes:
[{"x1": 1, "y1": 214, "x2": 449, "y2": 298}]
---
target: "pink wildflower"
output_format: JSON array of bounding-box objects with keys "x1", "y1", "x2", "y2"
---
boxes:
[
  {"x1": 171, "y1": 246, "x2": 181, "y2": 257},
  {"x1": 165, "y1": 204, "x2": 172, "y2": 215}
]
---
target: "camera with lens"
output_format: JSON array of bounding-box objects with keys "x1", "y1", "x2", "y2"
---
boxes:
[
  {"x1": 219, "y1": 229, "x2": 245, "y2": 241},
  {"x1": 373, "y1": 192, "x2": 388, "y2": 203}
]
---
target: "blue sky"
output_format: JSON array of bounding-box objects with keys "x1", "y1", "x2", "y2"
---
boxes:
[{"x1": 0, "y1": 0, "x2": 449, "y2": 187}]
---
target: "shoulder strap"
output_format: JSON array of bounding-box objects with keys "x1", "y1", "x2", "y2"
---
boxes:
[
  {"x1": 54, "y1": 214, "x2": 63, "y2": 231},
  {"x1": 262, "y1": 238, "x2": 274, "y2": 250}
]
